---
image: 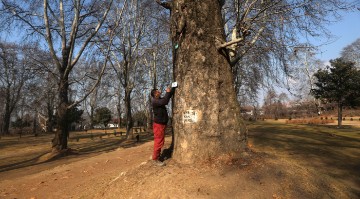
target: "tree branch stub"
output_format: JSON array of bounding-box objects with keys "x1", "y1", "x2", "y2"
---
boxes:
[{"x1": 155, "y1": 0, "x2": 172, "y2": 10}]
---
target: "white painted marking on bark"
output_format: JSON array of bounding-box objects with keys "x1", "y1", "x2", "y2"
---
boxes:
[{"x1": 183, "y1": 110, "x2": 198, "y2": 123}]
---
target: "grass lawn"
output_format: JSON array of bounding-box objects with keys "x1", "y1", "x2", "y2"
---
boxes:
[
  {"x1": 1, "y1": 120, "x2": 359, "y2": 197},
  {"x1": 0, "y1": 128, "x2": 152, "y2": 175},
  {"x1": 247, "y1": 120, "x2": 360, "y2": 196}
]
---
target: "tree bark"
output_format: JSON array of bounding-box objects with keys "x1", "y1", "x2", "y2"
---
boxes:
[
  {"x1": 170, "y1": 1, "x2": 247, "y2": 164},
  {"x1": 337, "y1": 102, "x2": 343, "y2": 127},
  {"x1": 52, "y1": 75, "x2": 70, "y2": 151},
  {"x1": 46, "y1": 99, "x2": 54, "y2": 132},
  {"x1": 117, "y1": 98, "x2": 122, "y2": 128},
  {"x1": 125, "y1": 88, "x2": 133, "y2": 138},
  {"x1": 2, "y1": 107, "x2": 11, "y2": 135},
  {"x1": 33, "y1": 112, "x2": 38, "y2": 136}
]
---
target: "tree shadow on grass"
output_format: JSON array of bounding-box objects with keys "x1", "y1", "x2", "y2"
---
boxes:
[
  {"x1": 0, "y1": 134, "x2": 54, "y2": 150},
  {"x1": 0, "y1": 133, "x2": 155, "y2": 174},
  {"x1": 0, "y1": 152, "x2": 50, "y2": 173},
  {"x1": 248, "y1": 122, "x2": 360, "y2": 197}
]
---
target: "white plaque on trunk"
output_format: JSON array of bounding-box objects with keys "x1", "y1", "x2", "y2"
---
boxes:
[{"x1": 183, "y1": 110, "x2": 198, "y2": 123}]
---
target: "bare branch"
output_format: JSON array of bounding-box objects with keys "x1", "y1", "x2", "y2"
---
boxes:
[
  {"x1": 217, "y1": 37, "x2": 244, "y2": 50},
  {"x1": 68, "y1": 0, "x2": 114, "y2": 74},
  {"x1": 230, "y1": 26, "x2": 265, "y2": 66},
  {"x1": 155, "y1": 0, "x2": 172, "y2": 9},
  {"x1": 43, "y1": 0, "x2": 61, "y2": 71}
]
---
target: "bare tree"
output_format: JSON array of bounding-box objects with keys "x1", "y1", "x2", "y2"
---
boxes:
[
  {"x1": 108, "y1": 0, "x2": 150, "y2": 138},
  {"x1": 341, "y1": 38, "x2": 360, "y2": 68},
  {"x1": 24, "y1": 44, "x2": 57, "y2": 133},
  {"x1": 223, "y1": 0, "x2": 356, "y2": 102},
  {"x1": 0, "y1": 0, "x2": 114, "y2": 153},
  {"x1": 289, "y1": 46, "x2": 324, "y2": 114},
  {"x1": 0, "y1": 42, "x2": 32, "y2": 135},
  {"x1": 263, "y1": 89, "x2": 277, "y2": 119},
  {"x1": 77, "y1": 61, "x2": 113, "y2": 129},
  {"x1": 141, "y1": 4, "x2": 172, "y2": 128}
]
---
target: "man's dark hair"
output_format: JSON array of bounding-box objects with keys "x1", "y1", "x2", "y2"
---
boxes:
[{"x1": 151, "y1": 89, "x2": 158, "y2": 97}]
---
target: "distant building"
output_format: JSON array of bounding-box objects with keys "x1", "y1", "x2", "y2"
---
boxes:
[{"x1": 240, "y1": 106, "x2": 253, "y2": 116}]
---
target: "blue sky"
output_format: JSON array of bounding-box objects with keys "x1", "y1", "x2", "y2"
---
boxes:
[
  {"x1": 258, "y1": 9, "x2": 360, "y2": 104},
  {"x1": 315, "y1": 10, "x2": 360, "y2": 62}
]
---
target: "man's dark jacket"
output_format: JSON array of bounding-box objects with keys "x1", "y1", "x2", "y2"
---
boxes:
[{"x1": 152, "y1": 89, "x2": 174, "y2": 125}]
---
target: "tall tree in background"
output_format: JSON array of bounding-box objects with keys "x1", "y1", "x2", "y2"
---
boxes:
[
  {"x1": 288, "y1": 47, "x2": 323, "y2": 114},
  {"x1": 0, "y1": 0, "x2": 113, "y2": 153},
  {"x1": 80, "y1": 61, "x2": 113, "y2": 129},
  {"x1": 24, "y1": 44, "x2": 57, "y2": 133},
  {"x1": 141, "y1": 4, "x2": 172, "y2": 129},
  {"x1": 0, "y1": 42, "x2": 31, "y2": 135},
  {"x1": 341, "y1": 38, "x2": 360, "y2": 68},
  {"x1": 311, "y1": 58, "x2": 360, "y2": 127},
  {"x1": 108, "y1": 0, "x2": 149, "y2": 139}
]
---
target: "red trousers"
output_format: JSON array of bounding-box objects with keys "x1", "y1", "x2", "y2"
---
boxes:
[{"x1": 152, "y1": 122, "x2": 166, "y2": 160}]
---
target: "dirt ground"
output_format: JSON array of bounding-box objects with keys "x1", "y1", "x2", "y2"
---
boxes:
[{"x1": 0, "y1": 122, "x2": 359, "y2": 199}]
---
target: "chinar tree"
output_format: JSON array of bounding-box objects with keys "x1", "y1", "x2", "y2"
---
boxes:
[
  {"x1": 156, "y1": 1, "x2": 247, "y2": 164},
  {"x1": 155, "y1": 0, "x2": 355, "y2": 164},
  {"x1": 311, "y1": 58, "x2": 360, "y2": 127}
]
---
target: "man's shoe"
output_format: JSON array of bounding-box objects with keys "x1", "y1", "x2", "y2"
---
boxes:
[{"x1": 153, "y1": 160, "x2": 166, "y2": 167}]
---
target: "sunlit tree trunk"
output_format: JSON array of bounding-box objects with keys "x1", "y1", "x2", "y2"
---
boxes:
[
  {"x1": 52, "y1": 72, "x2": 70, "y2": 151},
  {"x1": 167, "y1": 1, "x2": 247, "y2": 164}
]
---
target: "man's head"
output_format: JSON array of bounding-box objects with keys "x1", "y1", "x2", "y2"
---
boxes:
[{"x1": 151, "y1": 89, "x2": 161, "y2": 99}]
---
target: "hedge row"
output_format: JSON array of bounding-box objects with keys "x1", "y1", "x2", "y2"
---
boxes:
[{"x1": 286, "y1": 118, "x2": 335, "y2": 124}]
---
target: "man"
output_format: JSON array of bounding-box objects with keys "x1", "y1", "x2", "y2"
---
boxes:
[{"x1": 151, "y1": 86, "x2": 175, "y2": 166}]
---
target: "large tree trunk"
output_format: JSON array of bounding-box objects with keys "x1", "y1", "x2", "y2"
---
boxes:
[
  {"x1": 125, "y1": 88, "x2": 133, "y2": 138},
  {"x1": 52, "y1": 76, "x2": 70, "y2": 152},
  {"x1": 171, "y1": 1, "x2": 247, "y2": 164}
]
